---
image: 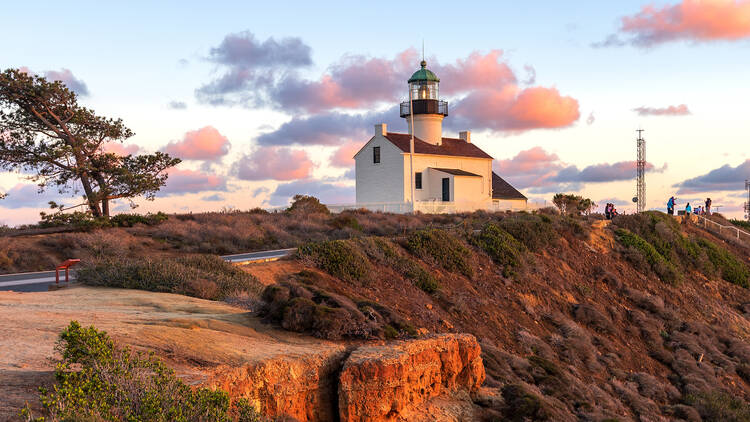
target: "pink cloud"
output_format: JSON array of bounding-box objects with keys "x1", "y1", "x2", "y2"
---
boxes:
[
  {"x1": 162, "y1": 126, "x2": 231, "y2": 161},
  {"x1": 620, "y1": 0, "x2": 750, "y2": 46},
  {"x1": 454, "y1": 86, "x2": 580, "y2": 131},
  {"x1": 160, "y1": 168, "x2": 228, "y2": 195},
  {"x1": 234, "y1": 146, "x2": 314, "y2": 180},
  {"x1": 633, "y1": 104, "x2": 691, "y2": 116},
  {"x1": 102, "y1": 142, "x2": 141, "y2": 156},
  {"x1": 330, "y1": 141, "x2": 361, "y2": 167},
  {"x1": 433, "y1": 50, "x2": 517, "y2": 95}
]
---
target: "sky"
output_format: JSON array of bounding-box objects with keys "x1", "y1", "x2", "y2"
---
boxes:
[{"x1": 1, "y1": 0, "x2": 750, "y2": 225}]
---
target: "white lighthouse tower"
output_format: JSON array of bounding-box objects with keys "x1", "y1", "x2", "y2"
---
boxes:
[{"x1": 400, "y1": 60, "x2": 448, "y2": 145}]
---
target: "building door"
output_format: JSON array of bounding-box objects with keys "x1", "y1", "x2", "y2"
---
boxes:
[{"x1": 442, "y1": 178, "x2": 450, "y2": 202}]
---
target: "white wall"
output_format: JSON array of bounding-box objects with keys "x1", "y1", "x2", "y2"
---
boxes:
[
  {"x1": 404, "y1": 154, "x2": 492, "y2": 203},
  {"x1": 355, "y1": 135, "x2": 405, "y2": 204}
]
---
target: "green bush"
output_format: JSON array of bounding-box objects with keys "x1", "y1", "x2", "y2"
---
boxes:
[
  {"x1": 697, "y1": 239, "x2": 750, "y2": 288},
  {"x1": 406, "y1": 228, "x2": 474, "y2": 278},
  {"x1": 109, "y1": 211, "x2": 168, "y2": 227},
  {"x1": 685, "y1": 391, "x2": 750, "y2": 422},
  {"x1": 20, "y1": 321, "x2": 262, "y2": 422},
  {"x1": 615, "y1": 228, "x2": 681, "y2": 285},
  {"x1": 498, "y1": 213, "x2": 558, "y2": 250},
  {"x1": 329, "y1": 214, "x2": 363, "y2": 231},
  {"x1": 286, "y1": 194, "x2": 329, "y2": 215},
  {"x1": 356, "y1": 237, "x2": 440, "y2": 293},
  {"x1": 38, "y1": 210, "x2": 108, "y2": 230},
  {"x1": 731, "y1": 219, "x2": 750, "y2": 231},
  {"x1": 501, "y1": 384, "x2": 548, "y2": 421},
  {"x1": 472, "y1": 223, "x2": 526, "y2": 277},
  {"x1": 298, "y1": 239, "x2": 371, "y2": 282},
  {"x1": 76, "y1": 255, "x2": 263, "y2": 301}
]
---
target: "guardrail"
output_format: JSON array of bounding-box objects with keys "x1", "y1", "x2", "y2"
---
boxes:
[
  {"x1": 326, "y1": 201, "x2": 544, "y2": 215},
  {"x1": 692, "y1": 214, "x2": 750, "y2": 243}
]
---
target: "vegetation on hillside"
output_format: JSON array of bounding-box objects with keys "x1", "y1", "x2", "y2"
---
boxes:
[
  {"x1": 77, "y1": 255, "x2": 263, "y2": 303},
  {"x1": 21, "y1": 321, "x2": 263, "y2": 422}
]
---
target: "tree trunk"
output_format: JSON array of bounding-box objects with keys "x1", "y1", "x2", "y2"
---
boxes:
[
  {"x1": 79, "y1": 174, "x2": 102, "y2": 217},
  {"x1": 101, "y1": 198, "x2": 110, "y2": 217}
]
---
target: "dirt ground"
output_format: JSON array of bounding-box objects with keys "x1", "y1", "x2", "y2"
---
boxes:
[{"x1": 0, "y1": 286, "x2": 343, "y2": 420}]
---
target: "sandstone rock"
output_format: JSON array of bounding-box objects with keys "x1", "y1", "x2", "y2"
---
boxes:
[
  {"x1": 338, "y1": 334, "x2": 485, "y2": 422},
  {"x1": 206, "y1": 349, "x2": 348, "y2": 422}
]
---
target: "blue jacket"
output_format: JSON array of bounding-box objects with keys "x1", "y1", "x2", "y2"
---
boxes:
[
  {"x1": 686, "y1": 205, "x2": 692, "y2": 213},
  {"x1": 667, "y1": 198, "x2": 674, "y2": 208}
]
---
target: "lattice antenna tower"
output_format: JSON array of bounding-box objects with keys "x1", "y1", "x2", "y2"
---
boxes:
[
  {"x1": 745, "y1": 179, "x2": 750, "y2": 221},
  {"x1": 636, "y1": 129, "x2": 646, "y2": 213}
]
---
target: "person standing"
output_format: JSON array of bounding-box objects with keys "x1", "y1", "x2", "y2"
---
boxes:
[
  {"x1": 705, "y1": 198, "x2": 712, "y2": 215},
  {"x1": 667, "y1": 196, "x2": 675, "y2": 215}
]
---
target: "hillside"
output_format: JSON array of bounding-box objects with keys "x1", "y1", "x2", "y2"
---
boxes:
[{"x1": 4, "y1": 209, "x2": 750, "y2": 421}]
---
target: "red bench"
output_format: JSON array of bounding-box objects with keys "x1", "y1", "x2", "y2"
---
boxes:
[{"x1": 56, "y1": 259, "x2": 81, "y2": 284}]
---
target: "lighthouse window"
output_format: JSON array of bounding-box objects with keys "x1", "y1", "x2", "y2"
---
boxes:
[
  {"x1": 373, "y1": 146, "x2": 380, "y2": 164},
  {"x1": 415, "y1": 172, "x2": 422, "y2": 189}
]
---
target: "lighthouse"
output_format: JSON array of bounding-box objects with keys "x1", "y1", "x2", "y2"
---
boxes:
[{"x1": 400, "y1": 60, "x2": 448, "y2": 145}]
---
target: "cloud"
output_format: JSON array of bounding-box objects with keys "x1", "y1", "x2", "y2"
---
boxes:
[
  {"x1": 0, "y1": 183, "x2": 57, "y2": 209},
  {"x1": 168, "y1": 101, "x2": 187, "y2": 109},
  {"x1": 494, "y1": 146, "x2": 666, "y2": 191},
  {"x1": 586, "y1": 112, "x2": 596, "y2": 125},
  {"x1": 674, "y1": 159, "x2": 750, "y2": 193},
  {"x1": 43, "y1": 68, "x2": 90, "y2": 96},
  {"x1": 522, "y1": 65, "x2": 536, "y2": 85},
  {"x1": 201, "y1": 193, "x2": 225, "y2": 202},
  {"x1": 233, "y1": 146, "x2": 314, "y2": 180},
  {"x1": 162, "y1": 126, "x2": 231, "y2": 161},
  {"x1": 600, "y1": 0, "x2": 750, "y2": 47},
  {"x1": 257, "y1": 112, "x2": 370, "y2": 146},
  {"x1": 451, "y1": 86, "x2": 580, "y2": 131},
  {"x1": 102, "y1": 142, "x2": 141, "y2": 156},
  {"x1": 330, "y1": 141, "x2": 361, "y2": 167},
  {"x1": 159, "y1": 168, "x2": 228, "y2": 195},
  {"x1": 633, "y1": 104, "x2": 691, "y2": 116},
  {"x1": 268, "y1": 179, "x2": 355, "y2": 206},
  {"x1": 197, "y1": 41, "x2": 580, "y2": 133},
  {"x1": 195, "y1": 31, "x2": 312, "y2": 106}
]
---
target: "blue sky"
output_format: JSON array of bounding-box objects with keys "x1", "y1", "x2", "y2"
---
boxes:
[{"x1": 1, "y1": 0, "x2": 749, "y2": 225}]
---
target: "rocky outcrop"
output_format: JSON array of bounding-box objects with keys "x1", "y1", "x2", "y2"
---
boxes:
[
  {"x1": 206, "y1": 348, "x2": 348, "y2": 422},
  {"x1": 338, "y1": 334, "x2": 485, "y2": 422}
]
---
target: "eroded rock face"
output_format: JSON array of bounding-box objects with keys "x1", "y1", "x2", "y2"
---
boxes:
[
  {"x1": 338, "y1": 334, "x2": 485, "y2": 422},
  {"x1": 206, "y1": 347, "x2": 348, "y2": 422}
]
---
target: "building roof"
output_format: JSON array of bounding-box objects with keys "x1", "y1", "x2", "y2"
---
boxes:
[
  {"x1": 492, "y1": 172, "x2": 527, "y2": 200},
  {"x1": 432, "y1": 168, "x2": 482, "y2": 177},
  {"x1": 408, "y1": 60, "x2": 440, "y2": 83},
  {"x1": 383, "y1": 133, "x2": 493, "y2": 159}
]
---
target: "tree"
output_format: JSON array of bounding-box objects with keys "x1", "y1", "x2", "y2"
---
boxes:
[
  {"x1": 0, "y1": 69, "x2": 180, "y2": 217},
  {"x1": 553, "y1": 193, "x2": 597, "y2": 216}
]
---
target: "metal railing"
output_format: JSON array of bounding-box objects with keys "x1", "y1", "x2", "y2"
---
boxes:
[
  {"x1": 691, "y1": 214, "x2": 750, "y2": 243},
  {"x1": 399, "y1": 100, "x2": 449, "y2": 117}
]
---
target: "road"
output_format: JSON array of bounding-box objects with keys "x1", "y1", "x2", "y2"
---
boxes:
[{"x1": 0, "y1": 248, "x2": 297, "y2": 293}]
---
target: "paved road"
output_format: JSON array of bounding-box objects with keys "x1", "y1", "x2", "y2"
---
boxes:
[{"x1": 0, "y1": 248, "x2": 297, "y2": 293}]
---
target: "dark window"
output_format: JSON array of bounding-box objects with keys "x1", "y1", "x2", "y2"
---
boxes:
[
  {"x1": 415, "y1": 172, "x2": 422, "y2": 189},
  {"x1": 373, "y1": 146, "x2": 380, "y2": 164}
]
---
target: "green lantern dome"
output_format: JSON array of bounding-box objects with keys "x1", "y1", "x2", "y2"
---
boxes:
[{"x1": 408, "y1": 60, "x2": 440, "y2": 83}]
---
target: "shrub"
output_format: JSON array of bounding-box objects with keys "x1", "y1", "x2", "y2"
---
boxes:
[
  {"x1": 298, "y1": 239, "x2": 371, "y2": 282},
  {"x1": 498, "y1": 213, "x2": 558, "y2": 250},
  {"x1": 329, "y1": 213, "x2": 363, "y2": 231},
  {"x1": 356, "y1": 237, "x2": 440, "y2": 293},
  {"x1": 109, "y1": 211, "x2": 168, "y2": 227},
  {"x1": 406, "y1": 228, "x2": 473, "y2": 278},
  {"x1": 615, "y1": 228, "x2": 681, "y2": 285},
  {"x1": 501, "y1": 384, "x2": 548, "y2": 421},
  {"x1": 37, "y1": 210, "x2": 107, "y2": 230},
  {"x1": 76, "y1": 255, "x2": 263, "y2": 301},
  {"x1": 731, "y1": 219, "x2": 750, "y2": 231},
  {"x1": 685, "y1": 391, "x2": 750, "y2": 422},
  {"x1": 697, "y1": 238, "x2": 750, "y2": 288},
  {"x1": 286, "y1": 195, "x2": 329, "y2": 215},
  {"x1": 472, "y1": 223, "x2": 526, "y2": 277},
  {"x1": 20, "y1": 321, "x2": 262, "y2": 422}
]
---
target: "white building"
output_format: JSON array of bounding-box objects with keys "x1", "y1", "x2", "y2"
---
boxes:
[{"x1": 354, "y1": 60, "x2": 527, "y2": 213}]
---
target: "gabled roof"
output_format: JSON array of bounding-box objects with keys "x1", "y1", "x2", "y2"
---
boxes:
[
  {"x1": 383, "y1": 133, "x2": 493, "y2": 159},
  {"x1": 432, "y1": 168, "x2": 481, "y2": 177},
  {"x1": 492, "y1": 172, "x2": 527, "y2": 200}
]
